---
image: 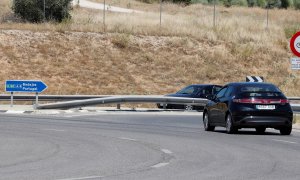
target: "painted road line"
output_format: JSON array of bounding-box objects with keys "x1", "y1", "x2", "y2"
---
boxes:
[
  {"x1": 161, "y1": 149, "x2": 173, "y2": 154},
  {"x1": 151, "y1": 162, "x2": 170, "y2": 168},
  {"x1": 119, "y1": 137, "x2": 137, "y2": 141},
  {"x1": 43, "y1": 129, "x2": 65, "y2": 132},
  {"x1": 6, "y1": 110, "x2": 25, "y2": 114},
  {"x1": 271, "y1": 139, "x2": 298, "y2": 144},
  {"x1": 56, "y1": 175, "x2": 103, "y2": 180}
]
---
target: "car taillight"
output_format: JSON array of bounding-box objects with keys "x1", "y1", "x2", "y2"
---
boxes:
[{"x1": 233, "y1": 98, "x2": 289, "y2": 105}]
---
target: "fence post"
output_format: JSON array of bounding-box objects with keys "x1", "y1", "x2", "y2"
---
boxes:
[
  {"x1": 103, "y1": 0, "x2": 106, "y2": 32},
  {"x1": 43, "y1": 0, "x2": 46, "y2": 21},
  {"x1": 160, "y1": 0, "x2": 162, "y2": 28},
  {"x1": 213, "y1": 0, "x2": 216, "y2": 28}
]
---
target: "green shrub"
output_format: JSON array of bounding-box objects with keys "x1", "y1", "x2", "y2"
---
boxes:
[
  {"x1": 280, "y1": 0, "x2": 291, "y2": 8},
  {"x1": 13, "y1": 0, "x2": 72, "y2": 23},
  {"x1": 231, "y1": 0, "x2": 248, "y2": 6},
  {"x1": 294, "y1": 0, "x2": 300, "y2": 9},
  {"x1": 172, "y1": 0, "x2": 192, "y2": 5},
  {"x1": 191, "y1": 0, "x2": 209, "y2": 4},
  {"x1": 257, "y1": 0, "x2": 267, "y2": 7},
  {"x1": 137, "y1": 0, "x2": 158, "y2": 3}
]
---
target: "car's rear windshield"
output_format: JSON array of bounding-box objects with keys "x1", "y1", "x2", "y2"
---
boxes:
[{"x1": 237, "y1": 84, "x2": 283, "y2": 97}]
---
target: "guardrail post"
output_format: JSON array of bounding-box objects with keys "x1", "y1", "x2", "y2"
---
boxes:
[
  {"x1": 10, "y1": 92, "x2": 13, "y2": 107},
  {"x1": 35, "y1": 92, "x2": 39, "y2": 106},
  {"x1": 117, "y1": 103, "x2": 121, "y2": 109},
  {"x1": 163, "y1": 103, "x2": 166, "y2": 110}
]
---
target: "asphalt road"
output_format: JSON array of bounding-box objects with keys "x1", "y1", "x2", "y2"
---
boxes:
[{"x1": 0, "y1": 112, "x2": 300, "y2": 180}]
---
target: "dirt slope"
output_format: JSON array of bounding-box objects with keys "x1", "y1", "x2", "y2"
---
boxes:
[{"x1": 0, "y1": 30, "x2": 298, "y2": 96}]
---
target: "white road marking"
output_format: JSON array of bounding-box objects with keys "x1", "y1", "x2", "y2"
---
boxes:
[
  {"x1": 151, "y1": 162, "x2": 169, "y2": 168},
  {"x1": 161, "y1": 149, "x2": 173, "y2": 154},
  {"x1": 6, "y1": 110, "x2": 25, "y2": 114},
  {"x1": 119, "y1": 137, "x2": 137, "y2": 141},
  {"x1": 43, "y1": 129, "x2": 65, "y2": 132},
  {"x1": 56, "y1": 175, "x2": 103, "y2": 180},
  {"x1": 271, "y1": 139, "x2": 298, "y2": 144}
]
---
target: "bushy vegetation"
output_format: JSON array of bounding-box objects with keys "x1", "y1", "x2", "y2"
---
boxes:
[
  {"x1": 189, "y1": 0, "x2": 299, "y2": 8},
  {"x1": 12, "y1": 0, "x2": 72, "y2": 23},
  {"x1": 294, "y1": 0, "x2": 300, "y2": 9}
]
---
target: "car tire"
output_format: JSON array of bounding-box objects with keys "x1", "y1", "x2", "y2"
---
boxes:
[
  {"x1": 279, "y1": 126, "x2": 292, "y2": 135},
  {"x1": 203, "y1": 113, "x2": 215, "y2": 131},
  {"x1": 255, "y1": 127, "x2": 266, "y2": 134},
  {"x1": 185, "y1": 105, "x2": 193, "y2": 111},
  {"x1": 226, "y1": 114, "x2": 237, "y2": 134}
]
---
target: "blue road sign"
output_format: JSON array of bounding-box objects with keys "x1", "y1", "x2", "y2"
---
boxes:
[{"x1": 6, "y1": 80, "x2": 48, "y2": 93}]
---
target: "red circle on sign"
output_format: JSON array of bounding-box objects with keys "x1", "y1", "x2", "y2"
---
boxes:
[{"x1": 290, "y1": 31, "x2": 300, "y2": 57}]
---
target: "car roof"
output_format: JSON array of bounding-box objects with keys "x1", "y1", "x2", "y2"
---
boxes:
[
  {"x1": 225, "y1": 82, "x2": 276, "y2": 87},
  {"x1": 188, "y1": 84, "x2": 222, "y2": 87}
]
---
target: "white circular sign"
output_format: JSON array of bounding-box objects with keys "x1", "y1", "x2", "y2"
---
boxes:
[{"x1": 294, "y1": 36, "x2": 300, "y2": 53}]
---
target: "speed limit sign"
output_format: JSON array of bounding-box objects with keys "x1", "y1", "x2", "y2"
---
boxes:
[{"x1": 290, "y1": 31, "x2": 300, "y2": 57}]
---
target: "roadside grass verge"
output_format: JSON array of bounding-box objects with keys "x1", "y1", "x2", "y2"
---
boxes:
[{"x1": 0, "y1": 0, "x2": 300, "y2": 96}]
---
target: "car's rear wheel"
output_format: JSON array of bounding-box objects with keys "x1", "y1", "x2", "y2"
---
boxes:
[
  {"x1": 279, "y1": 126, "x2": 292, "y2": 135},
  {"x1": 226, "y1": 114, "x2": 237, "y2": 134},
  {"x1": 255, "y1": 127, "x2": 266, "y2": 134},
  {"x1": 203, "y1": 113, "x2": 215, "y2": 131}
]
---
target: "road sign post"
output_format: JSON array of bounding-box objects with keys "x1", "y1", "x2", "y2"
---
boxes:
[{"x1": 5, "y1": 80, "x2": 48, "y2": 108}]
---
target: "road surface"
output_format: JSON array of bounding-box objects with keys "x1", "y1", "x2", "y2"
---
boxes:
[{"x1": 0, "y1": 111, "x2": 300, "y2": 179}]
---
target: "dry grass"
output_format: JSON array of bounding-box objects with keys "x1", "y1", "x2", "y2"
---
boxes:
[{"x1": 0, "y1": 0, "x2": 300, "y2": 96}]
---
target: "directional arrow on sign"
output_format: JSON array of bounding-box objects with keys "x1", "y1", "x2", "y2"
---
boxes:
[{"x1": 6, "y1": 80, "x2": 48, "y2": 93}]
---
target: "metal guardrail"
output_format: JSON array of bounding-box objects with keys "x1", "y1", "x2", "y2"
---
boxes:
[
  {"x1": 0, "y1": 94, "x2": 299, "y2": 102},
  {"x1": 287, "y1": 97, "x2": 300, "y2": 101},
  {"x1": 1, "y1": 94, "x2": 300, "y2": 111},
  {"x1": 36, "y1": 96, "x2": 208, "y2": 109},
  {"x1": 291, "y1": 104, "x2": 300, "y2": 112}
]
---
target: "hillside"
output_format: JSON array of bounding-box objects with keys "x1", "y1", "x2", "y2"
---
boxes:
[{"x1": 1, "y1": 0, "x2": 300, "y2": 96}]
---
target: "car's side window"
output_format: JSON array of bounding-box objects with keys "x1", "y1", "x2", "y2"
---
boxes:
[
  {"x1": 225, "y1": 86, "x2": 234, "y2": 97},
  {"x1": 199, "y1": 86, "x2": 212, "y2": 95},
  {"x1": 178, "y1": 86, "x2": 194, "y2": 94},
  {"x1": 213, "y1": 86, "x2": 222, "y2": 95},
  {"x1": 216, "y1": 87, "x2": 228, "y2": 98}
]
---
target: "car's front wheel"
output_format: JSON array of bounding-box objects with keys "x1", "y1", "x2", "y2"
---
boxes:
[
  {"x1": 203, "y1": 113, "x2": 215, "y2": 131},
  {"x1": 226, "y1": 114, "x2": 237, "y2": 134},
  {"x1": 279, "y1": 126, "x2": 292, "y2": 135}
]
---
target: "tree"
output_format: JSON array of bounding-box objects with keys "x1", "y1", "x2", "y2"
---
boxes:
[
  {"x1": 13, "y1": 0, "x2": 72, "y2": 23},
  {"x1": 280, "y1": 0, "x2": 290, "y2": 8}
]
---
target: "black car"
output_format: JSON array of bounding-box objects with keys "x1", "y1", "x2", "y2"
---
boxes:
[
  {"x1": 158, "y1": 84, "x2": 222, "y2": 110},
  {"x1": 203, "y1": 82, "x2": 293, "y2": 135}
]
